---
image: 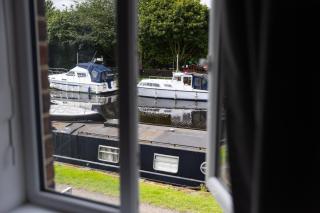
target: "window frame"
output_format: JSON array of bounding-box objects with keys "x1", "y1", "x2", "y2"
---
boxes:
[
  {"x1": 205, "y1": 0, "x2": 233, "y2": 212},
  {"x1": 12, "y1": 0, "x2": 231, "y2": 212},
  {"x1": 153, "y1": 153, "x2": 179, "y2": 174},
  {"x1": 15, "y1": 0, "x2": 138, "y2": 212},
  {"x1": 66, "y1": 71, "x2": 75, "y2": 76}
]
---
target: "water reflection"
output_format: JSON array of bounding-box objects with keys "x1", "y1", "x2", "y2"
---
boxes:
[
  {"x1": 50, "y1": 89, "x2": 119, "y2": 119},
  {"x1": 50, "y1": 90, "x2": 207, "y2": 130}
]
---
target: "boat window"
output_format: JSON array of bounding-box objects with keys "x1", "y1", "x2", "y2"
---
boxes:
[
  {"x1": 193, "y1": 77, "x2": 202, "y2": 89},
  {"x1": 183, "y1": 76, "x2": 192, "y2": 86},
  {"x1": 174, "y1": 76, "x2": 181, "y2": 81},
  {"x1": 201, "y1": 78, "x2": 208, "y2": 90},
  {"x1": 164, "y1": 84, "x2": 172, "y2": 87},
  {"x1": 66, "y1": 71, "x2": 75, "y2": 76},
  {"x1": 77, "y1": 73, "x2": 86, "y2": 77},
  {"x1": 98, "y1": 145, "x2": 120, "y2": 163},
  {"x1": 152, "y1": 83, "x2": 160, "y2": 87},
  {"x1": 91, "y1": 70, "x2": 98, "y2": 79},
  {"x1": 153, "y1": 154, "x2": 179, "y2": 173}
]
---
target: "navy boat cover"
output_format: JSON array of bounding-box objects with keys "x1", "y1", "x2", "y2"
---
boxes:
[{"x1": 77, "y1": 62, "x2": 113, "y2": 83}]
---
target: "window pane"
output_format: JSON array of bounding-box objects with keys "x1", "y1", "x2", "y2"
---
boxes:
[
  {"x1": 43, "y1": 0, "x2": 121, "y2": 206},
  {"x1": 137, "y1": 0, "x2": 223, "y2": 212},
  {"x1": 217, "y1": 109, "x2": 231, "y2": 190}
]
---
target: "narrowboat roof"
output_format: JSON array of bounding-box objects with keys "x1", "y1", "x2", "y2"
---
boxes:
[{"x1": 51, "y1": 121, "x2": 207, "y2": 150}]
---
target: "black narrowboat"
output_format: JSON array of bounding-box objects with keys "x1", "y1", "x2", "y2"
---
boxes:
[{"x1": 52, "y1": 121, "x2": 207, "y2": 187}]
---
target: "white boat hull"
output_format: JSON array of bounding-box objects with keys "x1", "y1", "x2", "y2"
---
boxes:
[
  {"x1": 50, "y1": 80, "x2": 117, "y2": 94},
  {"x1": 138, "y1": 87, "x2": 208, "y2": 101}
]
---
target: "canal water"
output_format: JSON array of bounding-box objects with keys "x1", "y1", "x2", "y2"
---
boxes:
[{"x1": 50, "y1": 90, "x2": 207, "y2": 130}]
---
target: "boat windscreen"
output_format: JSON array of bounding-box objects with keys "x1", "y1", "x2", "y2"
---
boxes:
[{"x1": 192, "y1": 76, "x2": 208, "y2": 90}]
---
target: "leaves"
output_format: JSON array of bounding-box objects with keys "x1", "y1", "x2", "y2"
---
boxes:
[
  {"x1": 139, "y1": 0, "x2": 209, "y2": 68},
  {"x1": 45, "y1": 0, "x2": 116, "y2": 65},
  {"x1": 45, "y1": 0, "x2": 208, "y2": 68}
]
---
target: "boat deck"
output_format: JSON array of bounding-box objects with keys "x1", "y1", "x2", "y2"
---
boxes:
[{"x1": 51, "y1": 121, "x2": 207, "y2": 151}]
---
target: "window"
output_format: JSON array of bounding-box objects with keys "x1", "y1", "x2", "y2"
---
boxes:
[
  {"x1": 152, "y1": 83, "x2": 160, "y2": 87},
  {"x1": 153, "y1": 154, "x2": 179, "y2": 173},
  {"x1": 183, "y1": 76, "x2": 192, "y2": 85},
  {"x1": 15, "y1": 0, "x2": 225, "y2": 212},
  {"x1": 205, "y1": 0, "x2": 233, "y2": 211},
  {"x1": 194, "y1": 77, "x2": 202, "y2": 89},
  {"x1": 98, "y1": 145, "x2": 119, "y2": 163},
  {"x1": 66, "y1": 71, "x2": 75, "y2": 76},
  {"x1": 164, "y1": 84, "x2": 172, "y2": 87},
  {"x1": 77, "y1": 73, "x2": 86, "y2": 77},
  {"x1": 175, "y1": 76, "x2": 181, "y2": 81},
  {"x1": 91, "y1": 70, "x2": 98, "y2": 79}
]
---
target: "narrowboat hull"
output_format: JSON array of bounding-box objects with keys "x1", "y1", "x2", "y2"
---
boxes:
[{"x1": 52, "y1": 122, "x2": 207, "y2": 187}]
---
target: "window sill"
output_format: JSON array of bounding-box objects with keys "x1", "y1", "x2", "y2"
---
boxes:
[{"x1": 11, "y1": 204, "x2": 60, "y2": 213}]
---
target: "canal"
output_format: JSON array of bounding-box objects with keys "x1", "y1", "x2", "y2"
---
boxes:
[{"x1": 50, "y1": 90, "x2": 207, "y2": 130}]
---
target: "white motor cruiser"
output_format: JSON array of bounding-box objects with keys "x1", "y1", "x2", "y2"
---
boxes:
[
  {"x1": 49, "y1": 61, "x2": 117, "y2": 94},
  {"x1": 137, "y1": 72, "x2": 208, "y2": 101}
]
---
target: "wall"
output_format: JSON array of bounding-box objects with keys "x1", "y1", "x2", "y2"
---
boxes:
[
  {"x1": 0, "y1": 0, "x2": 26, "y2": 211},
  {"x1": 0, "y1": 0, "x2": 54, "y2": 211}
]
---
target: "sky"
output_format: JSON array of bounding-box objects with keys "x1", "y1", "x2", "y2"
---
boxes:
[
  {"x1": 52, "y1": 0, "x2": 211, "y2": 10},
  {"x1": 200, "y1": 0, "x2": 211, "y2": 8}
]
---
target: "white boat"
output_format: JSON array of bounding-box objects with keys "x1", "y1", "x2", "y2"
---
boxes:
[
  {"x1": 48, "y1": 61, "x2": 118, "y2": 94},
  {"x1": 137, "y1": 72, "x2": 208, "y2": 101}
]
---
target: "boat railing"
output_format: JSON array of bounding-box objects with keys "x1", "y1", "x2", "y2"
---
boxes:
[
  {"x1": 148, "y1": 76, "x2": 172, "y2": 80},
  {"x1": 48, "y1": 68, "x2": 69, "y2": 75}
]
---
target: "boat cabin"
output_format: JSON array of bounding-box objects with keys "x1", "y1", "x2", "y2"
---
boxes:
[
  {"x1": 172, "y1": 72, "x2": 208, "y2": 91},
  {"x1": 77, "y1": 62, "x2": 114, "y2": 85}
]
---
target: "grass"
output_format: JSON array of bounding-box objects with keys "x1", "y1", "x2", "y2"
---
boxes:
[{"x1": 54, "y1": 163, "x2": 222, "y2": 213}]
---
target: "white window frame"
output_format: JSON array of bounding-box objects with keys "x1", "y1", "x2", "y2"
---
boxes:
[
  {"x1": 153, "y1": 153, "x2": 179, "y2": 174},
  {"x1": 8, "y1": 0, "x2": 231, "y2": 212},
  {"x1": 14, "y1": 0, "x2": 139, "y2": 212},
  {"x1": 206, "y1": 0, "x2": 233, "y2": 212},
  {"x1": 98, "y1": 145, "x2": 120, "y2": 163}
]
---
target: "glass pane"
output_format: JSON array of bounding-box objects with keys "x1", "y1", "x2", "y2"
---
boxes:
[
  {"x1": 217, "y1": 108, "x2": 231, "y2": 191},
  {"x1": 137, "y1": 0, "x2": 223, "y2": 212},
  {"x1": 43, "y1": 0, "x2": 121, "y2": 206}
]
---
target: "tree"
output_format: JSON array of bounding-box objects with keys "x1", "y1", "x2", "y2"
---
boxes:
[
  {"x1": 45, "y1": 0, "x2": 116, "y2": 67},
  {"x1": 139, "y1": 0, "x2": 209, "y2": 68}
]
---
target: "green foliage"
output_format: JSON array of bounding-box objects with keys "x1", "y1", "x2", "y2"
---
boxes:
[
  {"x1": 45, "y1": 0, "x2": 116, "y2": 66},
  {"x1": 139, "y1": 0, "x2": 209, "y2": 68},
  {"x1": 45, "y1": 0, "x2": 208, "y2": 68},
  {"x1": 55, "y1": 163, "x2": 222, "y2": 213}
]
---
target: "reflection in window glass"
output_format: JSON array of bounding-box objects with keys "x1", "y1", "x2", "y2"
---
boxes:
[{"x1": 217, "y1": 110, "x2": 231, "y2": 190}]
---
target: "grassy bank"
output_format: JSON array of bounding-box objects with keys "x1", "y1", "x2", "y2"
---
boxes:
[{"x1": 54, "y1": 163, "x2": 222, "y2": 213}]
